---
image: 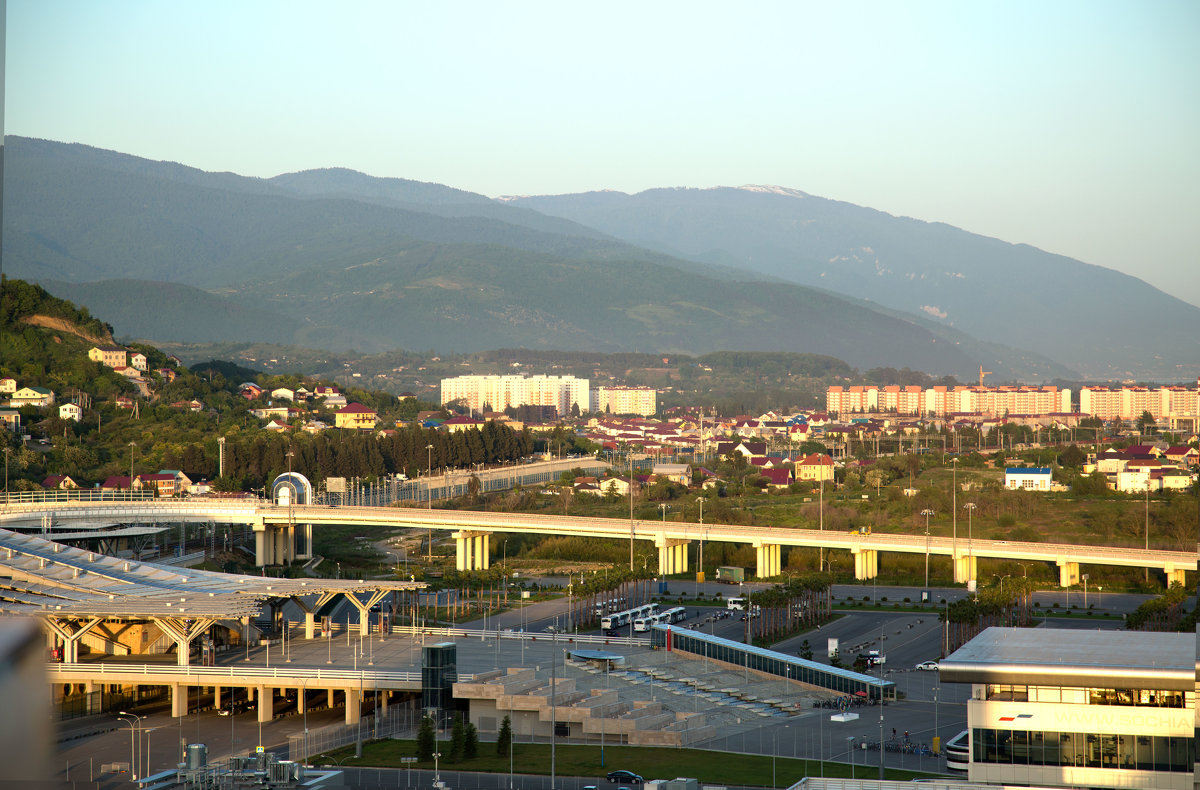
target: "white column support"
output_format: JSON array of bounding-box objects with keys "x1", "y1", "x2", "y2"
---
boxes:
[
  {"x1": 171, "y1": 683, "x2": 187, "y2": 718},
  {"x1": 852, "y1": 548, "x2": 878, "y2": 580},
  {"x1": 452, "y1": 531, "x2": 492, "y2": 570},
  {"x1": 753, "y1": 542, "x2": 781, "y2": 578},
  {"x1": 345, "y1": 687, "x2": 361, "y2": 725},
  {"x1": 257, "y1": 685, "x2": 273, "y2": 723},
  {"x1": 1057, "y1": 560, "x2": 1079, "y2": 588}
]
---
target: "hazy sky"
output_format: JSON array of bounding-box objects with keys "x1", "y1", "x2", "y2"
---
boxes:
[{"x1": 7, "y1": 1, "x2": 1200, "y2": 306}]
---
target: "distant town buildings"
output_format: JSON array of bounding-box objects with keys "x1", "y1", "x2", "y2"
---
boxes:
[
  {"x1": 827, "y1": 384, "x2": 1071, "y2": 418},
  {"x1": 441, "y1": 375, "x2": 589, "y2": 417},
  {"x1": 591, "y1": 386, "x2": 657, "y2": 417},
  {"x1": 1079, "y1": 380, "x2": 1200, "y2": 426}
]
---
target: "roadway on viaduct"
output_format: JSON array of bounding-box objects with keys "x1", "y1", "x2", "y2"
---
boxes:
[{"x1": 0, "y1": 499, "x2": 1192, "y2": 587}]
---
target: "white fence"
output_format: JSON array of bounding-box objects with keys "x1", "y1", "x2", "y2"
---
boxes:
[{"x1": 394, "y1": 625, "x2": 648, "y2": 648}]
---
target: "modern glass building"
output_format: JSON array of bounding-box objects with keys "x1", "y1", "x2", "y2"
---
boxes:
[
  {"x1": 650, "y1": 624, "x2": 894, "y2": 699},
  {"x1": 940, "y1": 627, "x2": 1195, "y2": 789}
]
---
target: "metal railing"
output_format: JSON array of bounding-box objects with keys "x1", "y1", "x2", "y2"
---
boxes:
[
  {"x1": 290, "y1": 707, "x2": 421, "y2": 762},
  {"x1": 47, "y1": 662, "x2": 426, "y2": 685},
  {"x1": 393, "y1": 625, "x2": 648, "y2": 647}
]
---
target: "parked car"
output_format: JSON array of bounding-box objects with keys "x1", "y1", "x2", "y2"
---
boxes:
[
  {"x1": 607, "y1": 770, "x2": 643, "y2": 784},
  {"x1": 915, "y1": 660, "x2": 939, "y2": 671}
]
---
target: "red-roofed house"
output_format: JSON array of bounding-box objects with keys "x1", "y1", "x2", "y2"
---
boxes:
[
  {"x1": 42, "y1": 475, "x2": 79, "y2": 490},
  {"x1": 335, "y1": 403, "x2": 378, "y2": 430},
  {"x1": 101, "y1": 475, "x2": 133, "y2": 491},
  {"x1": 759, "y1": 467, "x2": 794, "y2": 489},
  {"x1": 795, "y1": 453, "x2": 836, "y2": 483}
]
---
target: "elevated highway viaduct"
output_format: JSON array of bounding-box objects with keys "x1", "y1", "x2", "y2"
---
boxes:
[{"x1": 1, "y1": 500, "x2": 1192, "y2": 588}]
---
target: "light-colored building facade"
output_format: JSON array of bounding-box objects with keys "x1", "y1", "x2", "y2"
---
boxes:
[
  {"x1": 87, "y1": 346, "x2": 127, "y2": 368},
  {"x1": 827, "y1": 384, "x2": 1072, "y2": 417},
  {"x1": 10, "y1": 387, "x2": 55, "y2": 407},
  {"x1": 1004, "y1": 467, "x2": 1052, "y2": 490},
  {"x1": 335, "y1": 403, "x2": 378, "y2": 430},
  {"x1": 941, "y1": 627, "x2": 1194, "y2": 790},
  {"x1": 1080, "y1": 380, "x2": 1200, "y2": 426},
  {"x1": 441, "y1": 375, "x2": 589, "y2": 417},
  {"x1": 591, "y1": 386, "x2": 657, "y2": 416}
]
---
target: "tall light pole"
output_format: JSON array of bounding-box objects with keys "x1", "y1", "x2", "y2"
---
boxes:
[
  {"x1": 697, "y1": 496, "x2": 706, "y2": 583},
  {"x1": 818, "y1": 477, "x2": 825, "y2": 571},
  {"x1": 427, "y1": 443, "x2": 434, "y2": 560},
  {"x1": 1144, "y1": 480, "x2": 1150, "y2": 583},
  {"x1": 3, "y1": 445, "x2": 11, "y2": 503},
  {"x1": 920, "y1": 509, "x2": 934, "y2": 591},
  {"x1": 629, "y1": 450, "x2": 635, "y2": 571},
  {"x1": 950, "y1": 457, "x2": 958, "y2": 566},
  {"x1": 118, "y1": 712, "x2": 144, "y2": 780},
  {"x1": 963, "y1": 502, "x2": 976, "y2": 592},
  {"x1": 129, "y1": 441, "x2": 137, "y2": 493}
]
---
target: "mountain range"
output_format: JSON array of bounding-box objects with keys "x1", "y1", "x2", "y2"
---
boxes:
[{"x1": 5, "y1": 136, "x2": 1195, "y2": 381}]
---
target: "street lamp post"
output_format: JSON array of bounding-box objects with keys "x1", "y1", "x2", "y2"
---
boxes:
[
  {"x1": 426, "y1": 443, "x2": 435, "y2": 559},
  {"x1": 118, "y1": 712, "x2": 144, "y2": 781},
  {"x1": 963, "y1": 502, "x2": 976, "y2": 591},
  {"x1": 920, "y1": 509, "x2": 934, "y2": 591}
]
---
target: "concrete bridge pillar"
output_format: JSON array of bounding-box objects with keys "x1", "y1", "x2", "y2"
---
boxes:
[
  {"x1": 345, "y1": 688, "x2": 361, "y2": 725},
  {"x1": 255, "y1": 529, "x2": 268, "y2": 567},
  {"x1": 171, "y1": 684, "x2": 187, "y2": 718},
  {"x1": 1164, "y1": 564, "x2": 1187, "y2": 587},
  {"x1": 852, "y1": 548, "x2": 878, "y2": 580},
  {"x1": 328, "y1": 688, "x2": 336, "y2": 708},
  {"x1": 305, "y1": 612, "x2": 316, "y2": 640},
  {"x1": 257, "y1": 685, "x2": 273, "y2": 723},
  {"x1": 1057, "y1": 560, "x2": 1079, "y2": 587},
  {"x1": 658, "y1": 544, "x2": 674, "y2": 575},
  {"x1": 953, "y1": 552, "x2": 977, "y2": 585},
  {"x1": 654, "y1": 538, "x2": 690, "y2": 575},
  {"x1": 475, "y1": 534, "x2": 490, "y2": 569},
  {"x1": 298, "y1": 687, "x2": 306, "y2": 716},
  {"x1": 214, "y1": 686, "x2": 222, "y2": 710},
  {"x1": 453, "y1": 531, "x2": 491, "y2": 570},
  {"x1": 754, "y1": 543, "x2": 781, "y2": 578}
]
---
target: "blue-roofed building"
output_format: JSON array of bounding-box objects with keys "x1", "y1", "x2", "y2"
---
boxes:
[{"x1": 1004, "y1": 467, "x2": 1053, "y2": 491}]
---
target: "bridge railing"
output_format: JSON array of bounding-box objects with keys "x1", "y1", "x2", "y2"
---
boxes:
[
  {"x1": 393, "y1": 625, "x2": 648, "y2": 647},
  {"x1": 46, "y1": 662, "x2": 426, "y2": 684}
]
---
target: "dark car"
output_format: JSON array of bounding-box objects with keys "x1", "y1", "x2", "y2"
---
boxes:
[{"x1": 607, "y1": 771, "x2": 643, "y2": 784}]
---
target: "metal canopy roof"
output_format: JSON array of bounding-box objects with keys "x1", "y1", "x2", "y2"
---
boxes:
[{"x1": 0, "y1": 527, "x2": 425, "y2": 620}]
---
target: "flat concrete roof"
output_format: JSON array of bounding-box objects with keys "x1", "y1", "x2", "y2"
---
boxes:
[{"x1": 939, "y1": 626, "x2": 1194, "y2": 690}]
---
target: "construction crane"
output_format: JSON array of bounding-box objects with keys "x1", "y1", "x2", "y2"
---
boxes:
[{"x1": 978, "y1": 365, "x2": 993, "y2": 387}]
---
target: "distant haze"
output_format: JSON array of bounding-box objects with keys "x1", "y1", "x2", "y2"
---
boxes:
[{"x1": 5, "y1": 1, "x2": 1199, "y2": 306}]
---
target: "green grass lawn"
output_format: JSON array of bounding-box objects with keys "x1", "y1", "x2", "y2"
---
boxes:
[{"x1": 311, "y1": 740, "x2": 943, "y2": 785}]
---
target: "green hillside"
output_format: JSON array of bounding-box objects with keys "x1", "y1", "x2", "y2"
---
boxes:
[{"x1": 0, "y1": 278, "x2": 533, "y2": 494}]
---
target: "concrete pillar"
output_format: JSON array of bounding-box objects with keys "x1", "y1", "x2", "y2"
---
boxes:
[
  {"x1": 755, "y1": 544, "x2": 766, "y2": 578},
  {"x1": 171, "y1": 684, "x2": 187, "y2": 718},
  {"x1": 257, "y1": 686, "x2": 273, "y2": 723},
  {"x1": 1165, "y1": 565, "x2": 1187, "y2": 587},
  {"x1": 328, "y1": 688, "x2": 336, "y2": 708},
  {"x1": 303, "y1": 524, "x2": 313, "y2": 559},
  {"x1": 658, "y1": 545, "x2": 672, "y2": 575},
  {"x1": 380, "y1": 691, "x2": 388, "y2": 715},
  {"x1": 298, "y1": 687, "x2": 306, "y2": 716},
  {"x1": 255, "y1": 530, "x2": 267, "y2": 567},
  {"x1": 476, "y1": 534, "x2": 490, "y2": 570},
  {"x1": 345, "y1": 688, "x2": 361, "y2": 726},
  {"x1": 214, "y1": 686, "x2": 222, "y2": 709},
  {"x1": 456, "y1": 535, "x2": 468, "y2": 572},
  {"x1": 755, "y1": 543, "x2": 781, "y2": 578},
  {"x1": 248, "y1": 686, "x2": 256, "y2": 701},
  {"x1": 852, "y1": 548, "x2": 878, "y2": 580},
  {"x1": 305, "y1": 612, "x2": 316, "y2": 640},
  {"x1": 1057, "y1": 561, "x2": 1079, "y2": 587},
  {"x1": 675, "y1": 543, "x2": 688, "y2": 573}
]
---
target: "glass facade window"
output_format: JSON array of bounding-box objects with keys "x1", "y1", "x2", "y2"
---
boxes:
[{"x1": 971, "y1": 728, "x2": 1193, "y2": 773}]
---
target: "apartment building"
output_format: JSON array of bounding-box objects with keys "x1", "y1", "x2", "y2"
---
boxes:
[
  {"x1": 591, "y1": 386, "x2": 657, "y2": 417},
  {"x1": 440, "y1": 375, "x2": 589, "y2": 417}
]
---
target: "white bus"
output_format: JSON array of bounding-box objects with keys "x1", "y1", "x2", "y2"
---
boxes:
[
  {"x1": 663, "y1": 606, "x2": 687, "y2": 623},
  {"x1": 727, "y1": 597, "x2": 747, "y2": 611},
  {"x1": 600, "y1": 611, "x2": 631, "y2": 630}
]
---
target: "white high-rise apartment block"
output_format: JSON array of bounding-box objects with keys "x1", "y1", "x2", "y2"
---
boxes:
[
  {"x1": 440, "y1": 375, "x2": 589, "y2": 417},
  {"x1": 1079, "y1": 379, "x2": 1200, "y2": 426},
  {"x1": 591, "y1": 386, "x2": 657, "y2": 417},
  {"x1": 827, "y1": 385, "x2": 1071, "y2": 417}
]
